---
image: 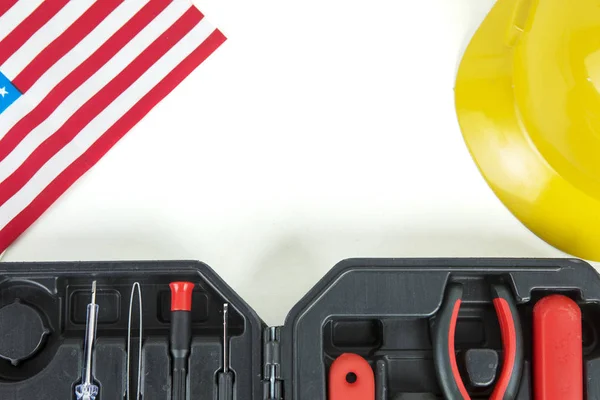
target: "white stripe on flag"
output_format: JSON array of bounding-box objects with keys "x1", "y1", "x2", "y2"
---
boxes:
[
  {"x1": 0, "y1": 0, "x2": 190, "y2": 181},
  {"x1": 0, "y1": 0, "x2": 150, "y2": 141},
  {"x1": 0, "y1": 0, "x2": 95, "y2": 78},
  {"x1": 0, "y1": 19, "x2": 216, "y2": 231},
  {"x1": 0, "y1": 0, "x2": 44, "y2": 43}
]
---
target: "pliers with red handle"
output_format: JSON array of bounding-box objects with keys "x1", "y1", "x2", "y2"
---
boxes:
[{"x1": 431, "y1": 283, "x2": 524, "y2": 400}]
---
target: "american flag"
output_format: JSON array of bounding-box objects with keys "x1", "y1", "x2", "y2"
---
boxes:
[{"x1": 0, "y1": 0, "x2": 226, "y2": 254}]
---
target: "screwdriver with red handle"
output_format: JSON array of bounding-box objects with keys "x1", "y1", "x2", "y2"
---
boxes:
[{"x1": 169, "y1": 282, "x2": 194, "y2": 400}]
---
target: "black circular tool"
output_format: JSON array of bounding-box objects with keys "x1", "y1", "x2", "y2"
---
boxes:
[{"x1": 0, "y1": 300, "x2": 50, "y2": 366}]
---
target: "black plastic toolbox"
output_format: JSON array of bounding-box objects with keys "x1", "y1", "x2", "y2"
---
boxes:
[{"x1": 0, "y1": 258, "x2": 597, "y2": 399}]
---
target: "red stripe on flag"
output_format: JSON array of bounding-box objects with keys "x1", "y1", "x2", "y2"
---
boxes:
[
  {"x1": 0, "y1": 7, "x2": 203, "y2": 207},
  {"x1": 0, "y1": 29, "x2": 226, "y2": 253},
  {"x1": 0, "y1": 0, "x2": 18, "y2": 19},
  {"x1": 13, "y1": 0, "x2": 124, "y2": 92},
  {"x1": 0, "y1": 0, "x2": 70, "y2": 65},
  {"x1": 0, "y1": 0, "x2": 172, "y2": 161}
]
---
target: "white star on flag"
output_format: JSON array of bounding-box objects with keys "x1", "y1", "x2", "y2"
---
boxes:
[{"x1": 0, "y1": 87, "x2": 7, "y2": 98}]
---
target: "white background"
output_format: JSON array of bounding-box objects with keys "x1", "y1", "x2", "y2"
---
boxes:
[{"x1": 1, "y1": 0, "x2": 591, "y2": 325}]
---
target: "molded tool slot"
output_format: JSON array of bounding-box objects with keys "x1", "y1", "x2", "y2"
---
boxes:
[{"x1": 330, "y1": 319, "x2": 383, "y2": 349}]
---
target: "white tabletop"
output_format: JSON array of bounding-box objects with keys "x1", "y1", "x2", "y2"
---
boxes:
[{"x1": 2, "y1": 0, "x2": 592, "y2": 325}]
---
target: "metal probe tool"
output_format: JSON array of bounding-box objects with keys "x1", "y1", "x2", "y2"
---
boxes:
[
  {"x1": 75, "y1": 281, "x2": 100, "y2": 400},
  {"x1": 218, "y1": 303, "x2": 234, "y2": 400}
]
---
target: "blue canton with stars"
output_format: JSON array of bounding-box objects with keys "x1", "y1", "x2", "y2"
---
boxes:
[{"x1": 0, "y1": 71, "x2": 21, "y2": 115}]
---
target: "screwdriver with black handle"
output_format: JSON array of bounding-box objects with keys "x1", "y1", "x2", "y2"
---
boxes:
[{"x1": 218, "y1": 303, "x2": 234, "y2": 400}]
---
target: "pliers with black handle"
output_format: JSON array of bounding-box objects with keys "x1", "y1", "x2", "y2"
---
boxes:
[{"x1": 431, "y1": 283, "x2": 524, "y2": 400}]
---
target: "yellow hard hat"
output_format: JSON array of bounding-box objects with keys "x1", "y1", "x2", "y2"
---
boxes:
[{"x1": 456, "y1": 0, "x2": 600, "y2": 260}]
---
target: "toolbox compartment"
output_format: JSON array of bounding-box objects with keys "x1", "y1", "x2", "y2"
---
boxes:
[
  {"x1": 0, "y1": 258, "x2": 597, "y2": 399},
  {"x1": 0, "y1": 262, "x2": 263, "y2": 399}
]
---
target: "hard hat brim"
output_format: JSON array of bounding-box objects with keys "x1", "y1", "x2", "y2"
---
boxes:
[{"x1": 455, "y1": 0, "x2": 600, "y2": 260}]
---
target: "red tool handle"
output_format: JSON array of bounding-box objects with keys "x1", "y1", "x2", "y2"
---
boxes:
[
  {"x1": 490, "y1": 284, "x2": 523, "y2": 400},
  {"x1": 533, "y1": 295, "x2": 583, "y2": 400},
  {"x1": 329, "y1": 353, "x2": 375, "y2": 400},
  {"x1": 170, "y1": 281, "x2": 194, "y2": 311}
]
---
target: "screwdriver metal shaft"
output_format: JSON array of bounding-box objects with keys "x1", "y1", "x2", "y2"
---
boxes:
[
  {"x1": 75, "y1": 281, "x2": 100, "y2": 400},
  {"x1": 218, "y1": 303, "x2": 234, "y2": 400}
]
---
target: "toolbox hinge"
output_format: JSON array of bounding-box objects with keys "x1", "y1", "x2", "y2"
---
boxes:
[{"x1": 263, "y1": 326, "x2": 284, "y2": 400}]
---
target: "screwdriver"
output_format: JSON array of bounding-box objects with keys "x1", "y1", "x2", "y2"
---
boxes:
[
  {"x1": 169, "y1": 282, "x2": 194, "y2": 400},
  {"x1": 218, "y1": 303, "x2": 234, "y2": 400},
  {"x1": 75, "y1": 281, "x2": 100, "y2": 400}
]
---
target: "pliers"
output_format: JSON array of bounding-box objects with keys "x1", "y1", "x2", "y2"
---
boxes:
[{"x1": 431, "y1": 283, "x2": 524, "y2": 400}]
